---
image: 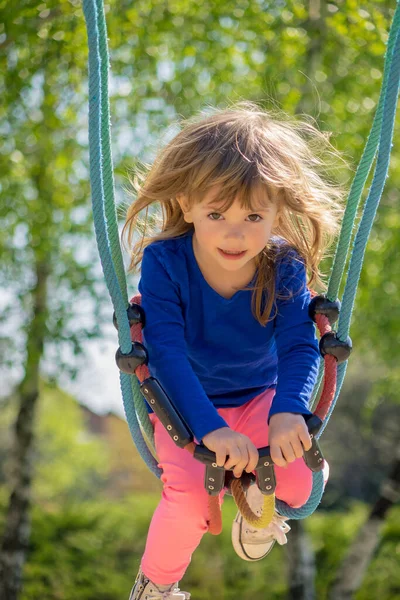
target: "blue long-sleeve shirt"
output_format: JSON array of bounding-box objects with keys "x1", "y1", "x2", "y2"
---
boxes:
[{"x1": 138, "y1": 229, "x2": 320, "y2": 442}]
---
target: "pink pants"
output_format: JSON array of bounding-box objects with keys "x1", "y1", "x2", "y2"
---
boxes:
[{"x1": 141, "y1": 387, "x2": 329, "y2": 585}]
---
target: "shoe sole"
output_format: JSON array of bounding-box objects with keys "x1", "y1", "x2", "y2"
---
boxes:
[{"x1": 231, "y1": 511, "x2": 276, "y2": 561}]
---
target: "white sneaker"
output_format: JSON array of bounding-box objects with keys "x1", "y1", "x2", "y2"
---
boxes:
[
  {"x1": 129, "y1": 568, "x2": 190, "y2": 599},
  {"x1": 231, "y1": 483, "x2": 291, "y2": 561}
]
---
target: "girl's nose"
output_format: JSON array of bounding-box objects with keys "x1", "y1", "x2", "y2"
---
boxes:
[{"x1": 224, "y1": 226, "x2": 245, "y2": 239}]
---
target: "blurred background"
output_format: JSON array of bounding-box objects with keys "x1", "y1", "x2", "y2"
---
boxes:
[{"x1": 0, "y1": 1, "x2": 399, "y2": 599}]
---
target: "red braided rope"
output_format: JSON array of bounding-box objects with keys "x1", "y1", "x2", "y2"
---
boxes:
[
  {"x1": 310, "y1": 298, "x2": 338, "y2": 421},
  {"x1": 130, "y1": 294, "x2": 150, "y2": 382}
]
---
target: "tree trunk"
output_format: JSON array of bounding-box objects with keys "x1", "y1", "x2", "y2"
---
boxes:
[
  {"x1": 0, "y1": 260, "x2": 49, "y2": 600},
  {"x1": 328, "y1": 443, "x2": 400, "y2": 600},
  {"x1": 285, "y1": 3, "x2": 326, "y2": 591},
  {"x1": 295, "y1": 0, "x2": 327, "y2": 117},
  {"x1": 286, "y1": 520, "x2": 316, "y2": 600}
]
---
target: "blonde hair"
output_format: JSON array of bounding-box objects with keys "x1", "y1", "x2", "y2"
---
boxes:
[{"x1": 123, "y1": 101, "x2": 347, "y2": 326}]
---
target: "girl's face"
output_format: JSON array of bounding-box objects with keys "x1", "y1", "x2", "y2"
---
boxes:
[{"x1": 177, "y1": 186, "x2": 279, "y2": 274}]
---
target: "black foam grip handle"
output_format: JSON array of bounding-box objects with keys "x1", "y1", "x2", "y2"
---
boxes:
[
  {"x1": 303, "y1": 414, "x2": 325, "y2": 472},
  {"x1": 254, "y1": 446, "x2": 276, "y2": 495},
  {"x1": 193, "y1": 445, "x2": 277, "y2": 496},
  {"x1": 193, "y1": 445, "x2": 226, "y2": 496},
  {"x1": 140, "y1": 377, "x2": 194, "y2": 449},
  {"x1": 193, "y1": 444, "x2": 219, "y2": 465},
  {"x1": 204, "y1": 465, "x2": 226, "y2": 496}
]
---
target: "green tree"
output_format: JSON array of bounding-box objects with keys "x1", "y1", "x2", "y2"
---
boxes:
[{"x1": 0, "y1": 2, "x2": 108, "y2": 596}]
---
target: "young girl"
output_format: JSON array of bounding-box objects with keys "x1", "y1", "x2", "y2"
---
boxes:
[{"x1": 123, "y1": 102, "x2": 344, "y2": 600}]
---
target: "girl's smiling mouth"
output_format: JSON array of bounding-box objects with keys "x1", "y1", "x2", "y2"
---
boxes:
[{"x1": 218, "y1": 249, "x2": 247, "y2": 259}]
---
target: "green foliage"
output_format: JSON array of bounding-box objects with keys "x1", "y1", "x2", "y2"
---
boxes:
[
  {"x1": 0, "y1": 493, "x2": 395, "y2": 600},
  {"x1": 33, "y1": 383, "x2": 110, "y2": 504},
  {"x1": 356, "y1": 508, "x2": 400, "y2": 600},
  {"x1": 308, "y1": 505, "x2": 400, "y2": 600},
  {"x1": 0, "y1": 0, "x2": 108, "y2": 381},
  {"x1": 0, "y1": 383, "x2": 110, "y2": 494},
  {"x1": 308, "y1": 504, "x2": 369, "y2": 597},
  {"x1": 22, "y1": 498, "x2": 147, "y2": 600}
]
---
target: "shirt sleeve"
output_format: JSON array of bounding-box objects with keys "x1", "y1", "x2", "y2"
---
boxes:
[
  {"x1": 138, "y1": 244, "x2": 229, "y2": 442},
  {"x1": 268, "y1": 252, "x2": 320, "y2": 420}
]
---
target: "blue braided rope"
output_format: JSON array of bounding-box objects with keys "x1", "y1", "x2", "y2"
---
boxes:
[
  {"x1": 276, "y1": 471, "x2": 325, "y2": 520},
  {"x1": 82, "y1": 0, "x2": 130, "y2": 354},
  {"x1": 327, "y1": 2, "x2": 400, "y2": 304},
  {"x1": 318, "y1": 19, "x2": 400, "y2": 438},
  {"x1": 92, "y1": 0, "x2": 156, "y2": 450},
  {"x1": 82, "y1": 0, "x2": 161, "y2": 478},
  {"x1": 311, "y1": 1, "x2": 400, "y2": 411},
  {"x1": 337, "y1": 44, "x2": 400, "y2": 340},
  {"x1": 94, "y1": 0, "x2": 128, "y2": 301},
  {"x1": 277, "y1": 18, "x2": 400, "y2": 520}
]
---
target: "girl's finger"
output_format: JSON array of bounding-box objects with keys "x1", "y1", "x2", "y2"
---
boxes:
[
  {"x1": 246, "y1": 445, "x2": 259, "y2": 473},
  {"x1": 232, "y1": 448, "x2": 250, "y2": 478},
  {"x1": 281, "y1": 441, "x2": 296, "y2": 464},
  {"x1": 299, "y1": 426, "x2": 312, "y2": 452},
  {"x1": 291, "y1": 438, "x2": 304, "y2": 459},
  {"x1": 270, "y1": 444, "x2": 287, "y2": 468},
  {"x1": 223, "y1": 446, "x2": 242, "y2": 470},
  {"x1": 215, "y1": 447, "x2": 228, "y2": 467}
]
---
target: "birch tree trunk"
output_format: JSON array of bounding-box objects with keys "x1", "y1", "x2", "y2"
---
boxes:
[
  {"x1": 328, "y1": 444, "x2": 400, "y2": 600},
  {"x1": 0, "y1": 260, "x2": 49, "y2": 600},
  {"x1": 295, "y1": 0, "x2": 327, "y2": 116},
  {"x1": 286, "y1": 520, "x2": 316, "y2": 600}
]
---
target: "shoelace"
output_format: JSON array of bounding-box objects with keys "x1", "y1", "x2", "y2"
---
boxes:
[
  {"x1": 150, "y1": 585, "x2": 189, "y2": 600},
  {"x1": 167, "y1": 588, "x2": 189, "y2": 599},
  {"x1": 245, "y1": 512, "x2": 291, "y2": 546},
  {"x1": 134, "y1": 578, "x2": 189, "y2": 600}
]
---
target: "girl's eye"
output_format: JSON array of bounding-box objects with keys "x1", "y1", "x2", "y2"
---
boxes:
[{"x1": 207, "y1": 212, "x2": 262, "y2": 222}]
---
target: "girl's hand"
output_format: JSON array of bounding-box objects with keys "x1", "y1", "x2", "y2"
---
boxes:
[
  {"x1": 202, "y1": 427, "x2": 259, "y2": 479},
  {"x1": 268, "y1": 413, "x2": 312, "y2": 468}
]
